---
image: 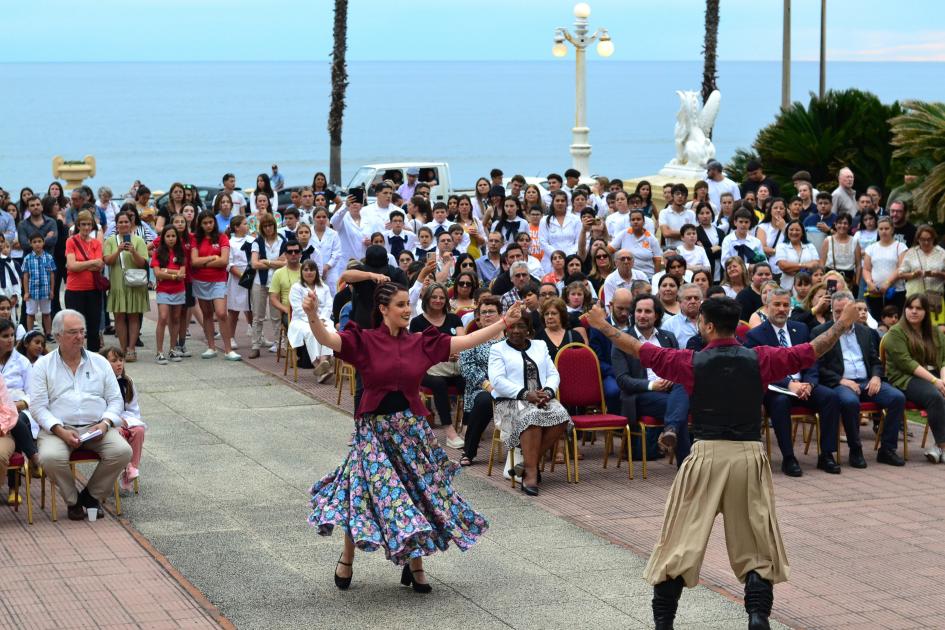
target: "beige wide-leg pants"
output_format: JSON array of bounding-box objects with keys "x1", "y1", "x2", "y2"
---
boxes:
[
  {"x1": 644, "y1": 439, "x2": 790, "y2": 587},
  {"x1": 38, "y1": 425, "x2": 133, "y2": 506}
]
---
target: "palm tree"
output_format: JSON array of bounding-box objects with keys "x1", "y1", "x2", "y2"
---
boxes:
[
  {"x1": 701, "y1": 0, "x2": 720, "y2": 138},
  {"x1": 891, "y1": 100, "x2": 945, "y2": 221},
  {"x1": 328, "y1": 0, "x2": 349, "y2": 187}
]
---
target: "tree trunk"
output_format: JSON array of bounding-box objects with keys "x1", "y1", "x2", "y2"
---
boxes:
[
  {"x1": 702, "y1": 0, "x2": 720, "y2": 138},
  {"x1": 328, "y1": 0, "x2": 349, "y2": 187}
]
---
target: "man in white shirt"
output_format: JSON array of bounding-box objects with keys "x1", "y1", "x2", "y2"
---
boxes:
[
  {"x1": 217, "y1": 173, "x2": 247, "y2": 215},
  {"x1": 662, "y1": 283, "x2": 702, "y2": 348},
  {"x1": 704, "y1": 160, "x2": 741, "y2": 210},
  {"x1": 602, "y1": 249, "x2": 647, "y2": 307},
  {"x1": 30, "y1": 310, "x2": 132, "y2": 521},
  {"x1": 361, "y1": 182, "x2": 395, "y2": 226},
  {"x1": 426, "y1": 204, "x2": 455, "y2": 238},
  {"x1": 384, "y1": 210, "x2": 417, "y2": 259},
  {"x1": 660, "y1": 184, "x2": 697, "y2": 249},
  {"x1": 295, "y1": 187, "x2": 318, "y2": 225}
]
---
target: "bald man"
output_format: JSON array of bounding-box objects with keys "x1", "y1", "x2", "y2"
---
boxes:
[{"x1": 832, "y1": 167, "x2": 857, "y2": 217}]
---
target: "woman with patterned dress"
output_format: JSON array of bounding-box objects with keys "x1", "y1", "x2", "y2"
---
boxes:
[{"x1": 302, "y1": 282, "x2": 523, "y2": 593}]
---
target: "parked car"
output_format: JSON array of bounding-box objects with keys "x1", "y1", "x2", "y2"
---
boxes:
[{"x1": 345, "y1": 162, "x2": 472, "y2": 205}]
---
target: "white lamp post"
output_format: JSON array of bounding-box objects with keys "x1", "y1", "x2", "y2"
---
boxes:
[{"x1": 553, "y1": 2, "x2": 614, "y2": 176}]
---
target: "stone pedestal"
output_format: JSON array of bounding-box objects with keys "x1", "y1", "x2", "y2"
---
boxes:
[{"x1": 52, "y1": 155, "x2": 96, "y2": 191}]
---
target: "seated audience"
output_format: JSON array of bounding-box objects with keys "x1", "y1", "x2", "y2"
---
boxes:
[
  {"x1": 288, "y1": 261, "x2": 334, "y2": 382},
  {"x1": 457, "y1": 297, "x2": 504, "y2": 466},
  {"x1": 101, "y1": 347, "x2": 147, "y2": 491},
  {"x1": 535, "y1": 298, "x2": 587, "y2": 360},
  {"x1": 588, "y1": 288, "x2": 633, "y2": 414}
]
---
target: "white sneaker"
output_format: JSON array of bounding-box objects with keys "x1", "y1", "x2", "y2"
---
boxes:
[
  {"x1": 268, "y1": 343, "x2": 278, "y2": 353},
  {"x1": 224, "y1": 351, "x2": 242, "y2": 362},
  {"x1": 446, "y1": 436, "x2": 465, "y2": 449},
  {"x1": 214, "y1": 332, "x2": 221, "y2": 340},
  {"x1": 155, "y1": 353, "x2": 168, "y2": 365},
  {"x1": 925, "y1": 445, "x2": 943, "y2": 463},
  {"x1": 230, "y1": 338, "x2": 238, "y2": 350},
  {"x1": 201, "y1": 349, "x2": 218, "y2": 359}
]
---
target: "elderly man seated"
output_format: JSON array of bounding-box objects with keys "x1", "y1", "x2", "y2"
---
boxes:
[{"x1": 29, "y1": 309, "x2": 132, "y2": 521}]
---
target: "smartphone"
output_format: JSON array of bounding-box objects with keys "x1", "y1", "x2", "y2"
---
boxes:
[
  {"x1": 349, "y1": 186, "x2": 365, "y2": 205},
  {"x1": 122, "y1": 234, "x2": 131, "y2": 244},
  {"x1": 826, "y1": 279, "x2": 838, "y2": 295}
]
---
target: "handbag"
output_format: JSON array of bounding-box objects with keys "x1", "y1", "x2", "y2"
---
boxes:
[
  {"x1": 917, "y1": 250, "x2": 944, "y2": 314},
  {"x1": 116, "y1": 236, "x2": 148, "y2": 288},
  {"x1": 238, "y1": 267, "x2": 256, "y2": 290},
  {"x1": 72, "y1": 236, "x2": 109, "y2": 291}
]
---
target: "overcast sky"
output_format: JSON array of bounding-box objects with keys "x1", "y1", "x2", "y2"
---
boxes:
[{"x1": 5, "y1": 0, "x2": 943, "y2": 63}]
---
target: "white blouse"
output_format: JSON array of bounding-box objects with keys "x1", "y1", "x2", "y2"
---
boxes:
[{"x1": 488, "y1": 340, "x2": 560, "y2": 399}]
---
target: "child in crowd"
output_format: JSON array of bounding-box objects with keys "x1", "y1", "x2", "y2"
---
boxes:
[
  {"x1": 677, "y1": 224, "x2": 711, "y2": 273},
  {"x1": 21, "y1": 233, "x2": 56, "y2": 338},
  {"x1": 0, "y1": 296, "x2": 26, "y2": 340},
  {"x1": 0, "y1": 238, "x2": 21, "y2": 321},
  {"x1": 878, "y1": 304, "x2": 900, "y2": 336},
  {"x1": 16, "y1": 329, "x2": 46, "y2": 362},
  {"x1": 414, "y1": 226, "x2": 435, "y2": 261},
  {"x1": 102, "y1": 347, "x2": 147, "y2": 492},
  {"x1": 151, "y1": 225, "x2": 187, "y2": 364}
]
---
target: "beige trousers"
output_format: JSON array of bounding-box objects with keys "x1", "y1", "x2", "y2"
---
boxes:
[
  {"x1": 643, "y1": 440, "x2": 790, "y2": 588},
  {"x1": 38, "y1": 425, "x2": 133, "y2": 506},
  {"x1": 251, "y1": 283, "x2": 279, "y2": 350},
  {"x1": 0, "y1": 434, "x2": 14, "y2": 480}
]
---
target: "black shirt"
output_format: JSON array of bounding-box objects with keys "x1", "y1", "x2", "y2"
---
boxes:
[
  {"x1": 894, "y1": 222, "x2": 917, "y2": 248},
  {"x1": 409, "y1": 312, "x2": 464, "y2": 336},
  {"x1": 349, "y1": 264, "x2": 408, "y2": 329},
  {"x1": 735, "y1": 286, "x2": 763, "y2": 322}
]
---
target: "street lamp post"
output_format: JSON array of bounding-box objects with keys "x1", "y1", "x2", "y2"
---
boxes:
[{"x1": 553, "y1": 2, "x2": 613, "y2": 176}]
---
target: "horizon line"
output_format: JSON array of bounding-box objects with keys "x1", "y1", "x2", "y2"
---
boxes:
[{"x1": 2, "y1": 58, "x2": 943, "y2": 65}]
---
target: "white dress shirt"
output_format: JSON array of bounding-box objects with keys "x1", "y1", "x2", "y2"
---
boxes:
[
  {"x1": 29, "y1": 349, "x2": 123, "y2": 431},
  {"x1": 839, "y1": 329, "x2": 868, "y2": 381}
]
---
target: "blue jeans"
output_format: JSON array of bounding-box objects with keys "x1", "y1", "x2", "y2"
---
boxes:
[
  {"x1": 635, "y1": 383, "x2": 691, "y2": 464},
  {"x1": 833, "y1": 379, "x2": 905, "y2": 451}
]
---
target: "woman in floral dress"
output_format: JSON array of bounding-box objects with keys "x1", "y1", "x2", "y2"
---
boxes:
[{"x1": 302, "y1": 282, "x2": 523, "y2": 593}]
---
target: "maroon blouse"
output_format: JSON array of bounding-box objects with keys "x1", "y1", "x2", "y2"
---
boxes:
[
  {"x1": 337, "y1": 322, "x2": 452, "y2": 417},
  {"x1": 638, "y1": 337, "x2": 816, "y2": 395}
]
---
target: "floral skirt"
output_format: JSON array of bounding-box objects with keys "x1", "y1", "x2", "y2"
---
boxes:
[
  {"x1": 308, "y1": 410, "x2": 488, "y2": 565},
  {"x1": 493, "y1": 398, "x2": 573, "y2": 449}
]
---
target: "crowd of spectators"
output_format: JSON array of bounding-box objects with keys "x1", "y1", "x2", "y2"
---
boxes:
[{"x1": 0, "y1": 160, "x2": 942, "y2": 512}]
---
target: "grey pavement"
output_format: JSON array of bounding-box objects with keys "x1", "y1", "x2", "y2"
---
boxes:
[{"x1": 121, "y1": 319, "x2": 788, "y2": 629}]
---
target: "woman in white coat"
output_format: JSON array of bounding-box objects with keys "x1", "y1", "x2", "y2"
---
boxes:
[
  {"x1": 310, "y1": 207, "x2": 343, "y2": 295},
  {"x1": 488, "y1": 316, "x2": 572, "y2": 496},
  {"x1": 537, "y1": 190, "x2": 581, "y2": 274},
  {"x1": 288, "y1": 260, "x2": 334, "y2": 382}
]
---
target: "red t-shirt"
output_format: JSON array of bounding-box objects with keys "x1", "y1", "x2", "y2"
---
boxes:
[
  {"x1": 150, "y1": 253, "x2": 186, "y2": 294},
  {"x1": 190, "y1": 233, "x2": 229, "y2": 283},
  {"x1": 65, "y1": 236, "x2": 103, "y2": 291}
]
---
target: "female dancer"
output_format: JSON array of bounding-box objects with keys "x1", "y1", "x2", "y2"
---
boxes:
[{"x1": 302, "y1": 283, "x2": 523, "y2": 592}]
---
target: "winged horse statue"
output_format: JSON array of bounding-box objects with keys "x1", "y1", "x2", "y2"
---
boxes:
[{"x1": 662, "y1": 89, "x2": 721, "y2": 173}]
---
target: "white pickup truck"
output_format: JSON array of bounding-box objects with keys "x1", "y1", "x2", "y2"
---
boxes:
[{"x1": 345, "y1": 162, "x2": 471, "y2": 205}]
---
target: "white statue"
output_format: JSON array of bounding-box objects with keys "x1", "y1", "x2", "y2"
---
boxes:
[{"x1": 660, "y1": 90, "x2": 721, "y2": 177}]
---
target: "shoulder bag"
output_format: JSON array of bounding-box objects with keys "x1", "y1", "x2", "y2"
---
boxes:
[
  {"x1": 72, "y1": 236, "x2": 109, "y2": 292},
  {"x1": 116, "y1": 236, "x2": 149, "y2": 288},
  {"x1": 917, "y1": 249, "x2": 943, "y2": 314}
]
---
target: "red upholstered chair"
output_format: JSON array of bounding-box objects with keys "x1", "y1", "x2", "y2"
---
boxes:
[
  {"x1": 555, "y1": 342, "x2": 631, "y2": 482},
  {"x1": 420, "y1": 386, "x2": 464, "y2": 433},
  {"x1": 5, "y1": 452, "x2": 33, "y2": 524},
  {"x1": 46, "y1": 449, "x2": 122, "y2": 522},
  {"x1": 630, "y1": 416, "x2": 663, "y2": 479}
]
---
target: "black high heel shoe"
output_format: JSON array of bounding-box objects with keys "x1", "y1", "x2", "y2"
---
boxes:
[
  {"x1": 400, "y1": 563, "x2": 433, "y2": 594},
  {"x1": 334, "y1": 555, "x2": 353, "y2": 590}
]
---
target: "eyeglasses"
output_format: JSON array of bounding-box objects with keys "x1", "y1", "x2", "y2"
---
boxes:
[{"x1": 595, "y1": 254, "x2": 609, "y2": 259}]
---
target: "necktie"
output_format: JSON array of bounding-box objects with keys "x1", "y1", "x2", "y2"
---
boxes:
[
  {"x1": 389, "y1": 234, "x2": 405, "y2": 257},
  {"x1": 434, "y1": 225, "x2": 446, "y2": 237},
  {"x1": 778, "y1": 329, "x2": 788, "y2": 347}
]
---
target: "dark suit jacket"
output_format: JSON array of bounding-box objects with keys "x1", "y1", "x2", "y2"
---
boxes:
[
  {"x1": 810, "y1": 321, "x2": 883, "y2": 388},
  {"x1": 588, "y1": 317, "x2": 629, "y2": 384},
  {"x1": 745, "y1": 320, "x2": 819, "y2": 387},
  {"x1": 611, "y1": 328, "x2": 680, "y2": 423}
]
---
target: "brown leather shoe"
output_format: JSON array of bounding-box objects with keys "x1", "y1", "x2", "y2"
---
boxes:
[
  {"x1": 67, "y1": 504, "x2": 86, "y2": 521},
  {"x1": 658, "y1": 428, "x2": 677, "y2": 460}
]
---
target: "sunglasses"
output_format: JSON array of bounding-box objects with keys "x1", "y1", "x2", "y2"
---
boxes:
[
  {"x1": 457, "y1": 281, "x2": 473, "y2": 287},
  {"x1": 286, "y1": 250, "x2": 301, "y2": 255},
  {"x1": 595, "y1": 254, "x2": 609, "y2": 259}
]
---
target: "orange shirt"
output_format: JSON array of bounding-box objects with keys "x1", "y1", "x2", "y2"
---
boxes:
[{"x1": 65, "y1": 236, "x2": 103, "y2": 291}]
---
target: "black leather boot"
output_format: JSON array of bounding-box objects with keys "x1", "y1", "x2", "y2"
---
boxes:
[
  {"x1": 652, "y1": 576, "x2": 684, "y2": 630},
  {"x1": 744, "y1": 570, "x2": 773, "y2": 630}
]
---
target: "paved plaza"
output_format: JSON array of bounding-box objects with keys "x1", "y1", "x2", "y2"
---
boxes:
[{"x1": 5, "y1": 314, "x2": 943, "y2": 629}]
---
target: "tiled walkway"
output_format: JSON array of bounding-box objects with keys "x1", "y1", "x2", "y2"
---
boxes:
[
  {"x1": 242, "y1": 328, "x2": 944, "y2": 630},
  {"x1": 0, "y1": 481, "x2": 222, "y2": 629}
]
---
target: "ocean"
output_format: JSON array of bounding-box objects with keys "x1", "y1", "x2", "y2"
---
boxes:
[{"x1": 1, "y1": 60, "x2": 943, "y2": 194}]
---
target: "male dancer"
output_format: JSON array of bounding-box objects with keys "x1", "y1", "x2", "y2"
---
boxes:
[{"x1": 586, "y1": 296, "x2": 858, "y2": 629}]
